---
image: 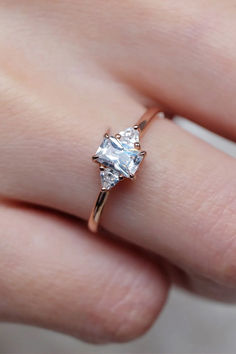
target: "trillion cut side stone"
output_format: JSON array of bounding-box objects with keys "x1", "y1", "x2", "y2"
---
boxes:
[
  {"x1": 100, "y1": 168, "x2": 120, "y2": 190},
  {"x1": 119, "y1": 127, "x2": 139, "y2": 147},
  {"x1": 95, "y1": 136, "x2": 143, "y2": 178}
]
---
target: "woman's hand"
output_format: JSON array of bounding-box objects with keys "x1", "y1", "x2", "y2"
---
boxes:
[{"x1": 0, "y1": 0, "x2": 235, "y2": 343}]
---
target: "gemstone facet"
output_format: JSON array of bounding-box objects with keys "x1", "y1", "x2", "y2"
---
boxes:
[
  {"x1": 94, "y1": 133, "x2": 143, "y2": 179},
  {"x1": 119, "y1": 127, "x2": 140, "y2": 147},
  {"x1": 100, "y1": 168, "x2": 120, "y2": 190}
]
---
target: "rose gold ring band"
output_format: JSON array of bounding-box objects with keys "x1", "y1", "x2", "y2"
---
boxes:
[{"x1": 88, "y1": 107, "x2": 163, "y2": 233}]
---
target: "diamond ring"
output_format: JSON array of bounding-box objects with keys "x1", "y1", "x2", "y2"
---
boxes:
[{"x1": 88, "y1": 107, "x2": 163, "y2": 233}]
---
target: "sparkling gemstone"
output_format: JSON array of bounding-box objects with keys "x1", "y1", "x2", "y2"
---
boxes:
[
  {"x1": 100, "y1": 168, "x2": 120, "y2": 190},
  {"x1": 119, "y1": 127, "x2": 139, "y2": 147},
  {"x1": 94, "y1": 135, "x2": 143, "y2": 178}
]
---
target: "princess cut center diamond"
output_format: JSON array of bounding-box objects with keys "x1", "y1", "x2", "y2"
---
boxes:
[{"x1": 94, "y1": 130, "x2": 143, "y2": 179}]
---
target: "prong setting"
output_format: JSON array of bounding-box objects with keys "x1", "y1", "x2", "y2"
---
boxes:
[
  {"x1": 94, "y1": 124, "x2": 146, "y2": 185},
  {"x1": 89, "y1": 107, "x2": 162, "y2": 233},
  {"x1": 92, "y1": 155, "x2": 98, "y2": 161}
]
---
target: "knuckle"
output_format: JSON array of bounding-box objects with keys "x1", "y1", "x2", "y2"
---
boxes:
[{"x1": 90, "y1": 265, "x2": 166, "y2": 343}]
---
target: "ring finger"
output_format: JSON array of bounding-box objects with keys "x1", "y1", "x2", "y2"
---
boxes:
[{"x1": 1, "y1": 89, "x2": 235, "y2": 290}]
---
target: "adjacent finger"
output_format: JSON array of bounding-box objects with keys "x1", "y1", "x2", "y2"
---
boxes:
[
  {"x1": 0, "y1": 202, "x2": 168, "y2": 343},
  {"x1": 1, "y1": 0, "x2": 236, "y2": 139},
  {"x1": 91, "y1": 0, "x2": 236, "y2": 139}
]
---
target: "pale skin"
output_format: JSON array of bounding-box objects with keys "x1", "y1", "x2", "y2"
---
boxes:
[{"x1": 0, "y1": 0, "x2": 235, "y2": 344}]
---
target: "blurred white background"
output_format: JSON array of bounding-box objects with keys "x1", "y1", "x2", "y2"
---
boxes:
[{"x1": 0, "y1": 117, "x2": 235, "y2": 354}]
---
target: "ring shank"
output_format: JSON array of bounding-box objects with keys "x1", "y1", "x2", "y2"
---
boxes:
[
  {"x1": 88, "y1": 190, "x2": 110, "y2": 233},
  {"x1": 88, "y1": 107, "x2": 162, "y2": 233},
  {"x1": 136, "y1": 107, "x2": 163, "y2": 135}
]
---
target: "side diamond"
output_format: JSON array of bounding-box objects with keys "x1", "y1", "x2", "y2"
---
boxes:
[
  {"x1": 100, "y1": 168, "x2": 120, "y2": 190},
  {"x1": 119, "y1": 127, "x2": 139, "y2": 147}
]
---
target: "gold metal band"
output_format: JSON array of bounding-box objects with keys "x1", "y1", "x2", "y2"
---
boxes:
[{"x1": 88, "y1": 107, "x2": 162, "y2": 233}]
